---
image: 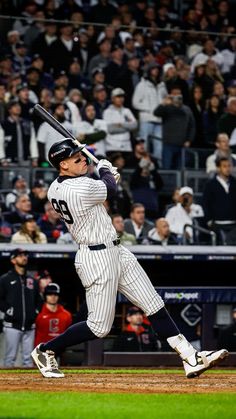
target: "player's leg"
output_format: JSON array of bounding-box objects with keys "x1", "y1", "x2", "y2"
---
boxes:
[
  {"x1": 118, "y1": 245, "x2": 228, "y2": 378},
  {"x1": 32, "y1": 246, "x2": 120, "y2": 377}
]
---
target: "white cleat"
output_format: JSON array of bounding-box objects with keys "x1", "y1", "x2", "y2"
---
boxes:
[
  {"x1": 31, "y1": 344, "x2": 65, "y2": 378},
  {"x1": 183, "y1": 349, "x2": 229, "y2": 378}
]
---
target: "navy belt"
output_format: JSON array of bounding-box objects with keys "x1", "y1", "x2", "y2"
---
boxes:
[{"x1": 79, "y1": 239, "x2": 120, "y2": 251}]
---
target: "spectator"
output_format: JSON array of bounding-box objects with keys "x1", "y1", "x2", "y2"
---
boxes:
[
  {"x1": 5, "y1": 175, "x2": 29, "y2": 211},
  {"x1": 124, "y1": 203, "x2": 153, "y2": 244},
  {"x1": 0, "y1": 82, "x2": 7, "y2": 123},
  {"x1": 35, "y1": 283, "x2": 72, "y2": 348},
  {"x1": 0, "y1": 207, "x2": 12, "y2": 242},
  {"x1": 75, "y1": 103, "x2": 107, "y2": 158},
  {"x1": 221, "y1": 36, "x2": 236, "y2": 79},
  {"x1": 206, "y1": 133, "x2": 236, "y2": 175},
  {"x1": 16, "y1": 82, "x2": 36, "y2": 119},
  {"x1": 130, "y1": 152, "x2": 163, "y2": 220},
  {"x1": 103, "y1": 88, "x2": 137, "y2": 161},
  {"x1": 67, "y1": 59, "x2": 90, "y2": 93},
  {"x1": 0, "y1": 99, "x2": 38, "y2": 167},
  {"x1": 31, "y1": 20, "x2": 58, "y2": 73},
  {"x1": 113, "y1": 306, "x2": 158, "y2": 352},
  {"x1": 108, "y1": 152, "x2": 132, "y2": 218},
  {"x1": 34, "y1": 269, "x2": 52, "y2": 302},
  {"x1": 92, "y1": 84, "x2": 110, "y2": 119},
  {"x1": 189, "y1": 85, "x2": 205, "y2": 148},
  {"x1": 162, "y1": 62, "x2": 190, "y2": 105},
  {"x1": 11, "y1": 213, "x2": 47, "y2": 244},
  {"x1": 122, "y1": 55, "x2": 141, "y2": 108},
  {"x1": 12, "y1": 41, "x2": 31, "y2": 75},
  {"x1": 203, "y1": 94, "x2": 224, "y2": 146},
  {"x1": 29, "y1": 179, "x2": 48, "y2": 214},
  {"x1": 52, "y1": 85, "x2": 81, "y2": 129},
  {"x1": 202, "y1": 157, "x2": 236, "y2": 244},
  {"x1": 0, "y1": 248, "x2": 41, "y2": 366},
  {"x1": 165, "y1": 187, "x2": 181, "y2": 213},
  {"x1": 148, "y1": 218, "x2": 178, "y2": 245},
  {"x1": 218, "y1": 97, "x2": 236, "y2": 147},
  {"x1": 37, "y1": 201, "x2": 66, "y2": 242},
  {"x1": 191, "y1": 39, "x2": 224, "y2": 74},
  {"x1": 218, "y1": 307, "x2": 236, "y2": 352},
  {"x1": 4, "y1": 194, "x2": 33, "y2": 226},
  {"x1": 165, "y1": 186, "x2": 204, "y2": 244},
  {"x1": 104, "y1": 44, "x2": 127, "y2": 90},
  {"x1": 37, "y1": 103, "x2": 74, "y2": 162},
  {"x1": 88, "y1": 38, "x2": 111, "y2": 79},
  {"x1": 132, "y1": 62, "x2": 167, "y2": 166},
  {"x1": 112, "y1": 213, "x2": 137, "y2": 246},
  {"x1": 154, "y1": 87, "x2": 195, "y2": 169}
]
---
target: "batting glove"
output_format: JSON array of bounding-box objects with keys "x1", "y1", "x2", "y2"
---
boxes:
[
  {"x1": 96, "y1": 159, "x2": 113, "y2": 173},
  {"x1": 111, "y1": 166, "x2": 120, "y2": 183}
]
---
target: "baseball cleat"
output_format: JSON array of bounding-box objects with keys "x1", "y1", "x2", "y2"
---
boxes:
[
  {"x1": 183, "y1": 349, "x2": 229, "y2": 378},
  {"x1": 31, "y1": 344, "x2": 64, "y2": 378}
]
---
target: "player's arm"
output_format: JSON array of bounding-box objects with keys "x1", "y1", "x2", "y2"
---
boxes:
[{"x1": 99, "y1": 168, "x2": 117, "y2": 199}]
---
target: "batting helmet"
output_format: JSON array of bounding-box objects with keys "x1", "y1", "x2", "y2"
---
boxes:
[
  {"x1": 48, "y1": 138, "x2": 85, "y2": 169},
  {"x1": 44, "y1": 283, "x2": 60, "y2": 296}
]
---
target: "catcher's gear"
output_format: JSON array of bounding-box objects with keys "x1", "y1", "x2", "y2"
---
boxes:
[{"x1": 48, "y1": 138, "x2": 85, "y2": 169}]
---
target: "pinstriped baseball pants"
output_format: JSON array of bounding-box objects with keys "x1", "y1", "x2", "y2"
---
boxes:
[{"x1": 75, "y1": 244, "x2": 164, "y2": 338}]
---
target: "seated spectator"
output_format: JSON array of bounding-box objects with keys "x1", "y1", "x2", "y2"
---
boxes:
[
  {"x1": 206, "y1": 133, "x2": 236, "y2": 176},
  {"x1": 3, "y1": 193, "x2": 34, "y2": 226},
  {"x1": 29, "y1": 179, "x2": 48, "y2": 214},
  {"x1": 124, "y1": 203, "x2": 154, "y2": 244},
  {"x1": 218, "y1": 307, "x2": 236, "y2": 352},
  {"x1": 108, "y1": 152, "x2": 132, "y2": 218},
  {"x1": 148, "y1": 218, "x2": 178, "y2": 245},
  {"x1": 37, "y1": 201, "x2": 66, "y2": 242},
  {"x1": 11, "y1": 214, "x2": 47, "y2": 244},
  {"x1": 5, "y1": 175, "x2": 29, "y2": 211},
  {"x1": 0, "y1": 207, "x2": 12, "y2": 242},
  {"x1": 112, "y1": 214, "x2": 137, "y2": 246},
  {"x1": 202, "y1": 157, "x2": 236, "y2": 244},
  {"x1": 130, "y1": 151, "x2": 163, "y2": 220},
  {"x1": 154, "y1": 87, "x2": 195, "y2": 169},
  {"x1": 75, "y1": 103, "x2": 107, "y2": 158},
  {"x1": 218, "y1": 97, "x2": 236, "y2": 148},
  {"x1": 165, "y1": 187, "x2": 181, "y2": 213},
  {"x1": 113, "y1": 306, "x2": 158, "y2": 352},
  {"x1": 35, "y1": 283, "x2": 72, "y2": 348},
  {"x1": 191, "y1": 39, "x2": 224, "y2": 74},
  {"x1": 165, "y1": 187, "x2": 204, "y2": 244},
  {"x1": 103, "y1": 87, "x2": 137, "y2": 162}
]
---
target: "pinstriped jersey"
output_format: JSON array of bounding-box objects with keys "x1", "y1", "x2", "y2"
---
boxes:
[{"x1": 47, "y1": 176, "x2": 117, "y2": 245}]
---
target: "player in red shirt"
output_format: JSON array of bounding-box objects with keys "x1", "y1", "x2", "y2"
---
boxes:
[{"x1": 35, "y1": 283, "x2": 72, "y2": 347}]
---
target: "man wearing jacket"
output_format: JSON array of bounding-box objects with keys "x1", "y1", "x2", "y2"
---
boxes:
[{"x1": 0, "y1": 248, "x2": 41, "y2": 366}]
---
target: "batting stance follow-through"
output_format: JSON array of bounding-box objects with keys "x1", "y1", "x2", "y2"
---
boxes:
[{"x1": 31, "y1": 138, "x2": 228, "y2": 378}]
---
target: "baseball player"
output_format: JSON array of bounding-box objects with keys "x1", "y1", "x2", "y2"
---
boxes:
[{"x1": 31, "y1": 138, "x2": 228, "y2": 378}]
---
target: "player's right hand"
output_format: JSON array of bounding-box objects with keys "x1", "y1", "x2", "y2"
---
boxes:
[{"x1": 97, "y1": 159, "x2": 113, "y2": 173}]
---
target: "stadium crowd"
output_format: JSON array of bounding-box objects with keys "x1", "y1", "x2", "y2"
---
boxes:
[{"x1": 0, "y1": 0, "x2": 236, "y2": 245}]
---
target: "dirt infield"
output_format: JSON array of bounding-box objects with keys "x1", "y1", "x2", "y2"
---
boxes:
[{"x1": 0, "y1": 372, "x2": 236, "y2": 393}]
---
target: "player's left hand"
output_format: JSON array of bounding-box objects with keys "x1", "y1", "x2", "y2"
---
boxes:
[{"x1": 111, "y1": 166, "x2": 120, "y2": 183}]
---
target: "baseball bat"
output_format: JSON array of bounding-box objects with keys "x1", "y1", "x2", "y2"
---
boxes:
[{"x1": 33, "y1": 103, "x2": 99, "y2": 165}]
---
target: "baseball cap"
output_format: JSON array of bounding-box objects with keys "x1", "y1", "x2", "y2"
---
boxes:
[
  {"x1": 16, "y1": 82, "x2": 28, "y2": 93},
  {"x1": 7, "y1": 99, "x2": 20, "y2": 110},
  {"x1": 163, "y1": 63, "x2": 175, "y2": 74},
  {"x1": 10, "y1": 248, "x2": 29, "y2": 259},
  {"x1": 22, "y1": 214, "x2": 36, "y2": 223},
  {"x1": 35, "y1": 269, "x2": 51, "y2": 280},
  {"x1": 228, "y1": 80, "x2": 236, "y2": 88},
  {"x1": 33, "y1": 179, "x2": 46, "y2": 188},
  {"x1": 134, "y1": 137, "x2": 145, "y2": 145},
  {"x1": 111, "y1": 87, "x2": 125, "y2": 98},
  {"x1": 93, "y1": 84, "x2": 106, "y2": 93},
  {"x1": 15, "y1": 41, "x2": 26, "y2": 49},
  {"x1": 179, "y1": 186, "x2": 193, "y2": 196},
  {"x1": 12, "y1": 174, "x2": 25, "y2": 186},
  {"x1": 44, "y1": 283, "x2": 60, "y2": 295},
  {"x1": 127, "y1": 306, "x2": 143, "y2": 316},
  {"x1": 91, "y1": 67, "x2": 104, "y2": 77}
]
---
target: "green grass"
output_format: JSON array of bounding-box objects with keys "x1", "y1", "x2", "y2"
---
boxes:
[
  {"x1": 0, "y1": 368, "x2": 235, "y2": 374},
  {"x1": 0, "y1": 392, "x2": 235, "y2": 419}
]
